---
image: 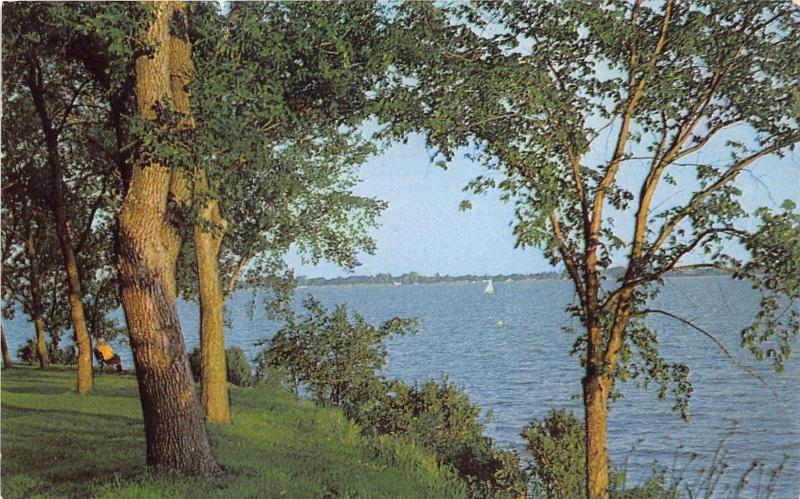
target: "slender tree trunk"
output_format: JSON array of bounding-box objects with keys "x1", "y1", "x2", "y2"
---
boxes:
[
  {"x1": 117, "y1": 1, "x2": 220, "y2": 475},
  {"x1": 33, "y1": 318, "x2": 49, "y2": 369},
  {"x1": 1, "y1": 325, "x2": 13, "y2": 368},
  {"x1": 583, "y1": 370, "x2": 610, "y2": 499},
  {"x1": 194, "y1": 183, "x2": 230, "y2": 424},
  {"x1": 52, "y1": 204, "x2": 93, "y2": 391},
  {"x1": 25, "y1": 233, "x2": 49, "y2": 369},
  {"x1": 28, "y1": 63, "x2": 93, "y2": 394}
]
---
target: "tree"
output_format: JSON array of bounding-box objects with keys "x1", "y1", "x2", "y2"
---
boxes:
[
  {"x1": 0, "y1": 188, "x2": 65, "y2": 370},
  {"x1": 117, "y1": 1, "x2": 219, "y2": 475},
  {"x1": 1, "y1": 81, "x2": 68, "y2": 370},
  {"x1": 1, "y1": 2, "x2": 124, "y2": 393},
  {"x1": 1, "y1": 325, "x2": 12, "y2": 368},
  {"x1": 381, "y1": 1, "x2": 800, "y2": 497},
  {"x1": 175, "y1": 1, "x2": 388, "y2": 423}
]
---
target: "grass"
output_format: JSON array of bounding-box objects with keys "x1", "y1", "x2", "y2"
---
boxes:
[{"x1": 1, "y1": 365, "x2": 467, "y2": 498}]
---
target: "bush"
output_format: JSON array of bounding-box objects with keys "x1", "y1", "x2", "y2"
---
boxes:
[
  {"x1": 225, "y1": 347, "x2": 254, "y2": 387},
  {"x1": 17, "y1": 339, "x2": 37, "y2": 364},
  {"x1": 16, "y1": 338, "x2": 77, "y2": 365},
  {"x1": 260, "y1": 298, "x2": 526, "y2": 498},
  {"x1": 522, "y1": 410, "x2": 675, "y2": 499},
  {"x1": 188, "y1": 346, "x2": 254, "y2": 387},
  {"x1": 522, "y1": 409, "x2": 585, "y2": 498},
  {"x1": 373, "y1": 377, "x2": 527, "y2": 498},
  {"x1": 260, "y1": 297, "x2": 417, "y2": 404}
]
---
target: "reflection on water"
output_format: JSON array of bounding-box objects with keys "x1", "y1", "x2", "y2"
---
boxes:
[{"x1": 4, "y1": 276, "x2": 798, "y2": 497}]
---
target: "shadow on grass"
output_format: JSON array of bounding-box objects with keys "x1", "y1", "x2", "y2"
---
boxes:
[{"x1": 2, "y1": 404, "x2": 147, "y2": 497}]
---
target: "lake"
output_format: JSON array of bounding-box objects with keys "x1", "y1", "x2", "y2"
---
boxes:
[{"x1": 4, "y1": 276, "x2": 798, "y2": 497}]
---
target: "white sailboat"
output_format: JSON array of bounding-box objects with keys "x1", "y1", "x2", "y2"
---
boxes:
[{"x1": 484, "y1": 279, "x2": 495, "y2": 294}]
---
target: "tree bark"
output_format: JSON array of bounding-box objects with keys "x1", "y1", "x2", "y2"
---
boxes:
[
  {"x1": 164, "y1": 7, "x2": 231, "y2": 424},
  {"x1": 28, "y1": 61, "x2": 93, "y2": 394},
  {"x1": 194, "y1": 180, "x2": 230, "y2": 424},
  {"x1": 583, "y1": 370, "x2": 610, "y2": 499},
  {"x1": 117, "y1": 1, "x2": 220, "y2": 475},
  {"x1": 25, "y1": 232, "x2": 49, "y2": 369},
  {"x1": 1, "y1": 325, "x2": 14, "y2": 368}
]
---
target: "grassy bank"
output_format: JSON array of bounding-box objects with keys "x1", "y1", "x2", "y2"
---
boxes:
[{"x1": 1, "y1": 365, "x2": 466, "y2": 498}]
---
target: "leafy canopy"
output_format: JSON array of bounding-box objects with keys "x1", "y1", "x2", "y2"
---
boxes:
[{"x1": 377, "y1": 0, "x2": 800, "y2": 417}]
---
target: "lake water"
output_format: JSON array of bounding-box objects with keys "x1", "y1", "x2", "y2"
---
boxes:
[{"x1": 3, "y1": 276, "x2": 798, "y2": 497}]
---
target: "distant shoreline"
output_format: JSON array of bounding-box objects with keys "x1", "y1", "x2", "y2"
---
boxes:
[{"x1": 295, "y1": 266, "x2": 729, "y2": 288}]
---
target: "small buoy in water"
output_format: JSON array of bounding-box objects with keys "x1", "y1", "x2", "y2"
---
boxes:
[{"x1": 496, "y1": 320, "x2": 505, "y2": 328}]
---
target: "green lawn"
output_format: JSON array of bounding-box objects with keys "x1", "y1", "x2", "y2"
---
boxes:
[{"x1": 1, "y1": 365, "x2": 466, "y2": 498}]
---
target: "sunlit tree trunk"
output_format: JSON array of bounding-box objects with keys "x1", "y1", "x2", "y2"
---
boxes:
[
  {"x1": 583, "y1": 371, "x2": 610, "y2": 498},
  {"x1": 1, "y1": 325, "x2": 13, "y2": 368},
  {"x1": 117, "y1": 1, "x2": 220, "y2": 475},
  {"x1": 27, "y1": 61, "x2": 93, "y2": 394},
  {"x1": 193, "y1": 180, "x2": 230, "y2": 424}
]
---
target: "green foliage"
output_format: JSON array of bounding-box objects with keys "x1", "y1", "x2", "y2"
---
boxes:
[
  {"x1": 2, "y1": 2, "x2": 126, "y2": 350},
  {"x1": 260, "y1": 299, "x2": 525, "y2": 497},
  {"x1": 260, "y1": 297, "x2": 416, "y2": 406},
  {"x1": 15, "y1": 340, "x2": 36, "y2": 364},
  {"x1": 16, "y1": 338, "x2": 76, "y2": 366},
  {"x1": 736, "y1": 204, "x2": 800, "y2": 372},
  {"x1": 614, "y1": 319, "x2": 693, "y2": 420},
  {"x1": 224, "y1": 346, "x2": 254, "y2": 387},
  {"x1": 377, "y1": 0, "x2": 800, "y2": 424},
  {"x1": 372, "y1": 378, "x2": 527, "y2": 498},
  {"x1": 188, "y1": 346, "x2": 254, "y2": 387},
  {"x1": 522, "y1": 409, "x2": 587, "y2": 499},
  {"x1": 169, "y1": 2, "x2": 391, "y2": 315},
  {"x1": 522, "y1": 410, "x2": 677, "y2": 499},
  {"x1": 1, "y1": 365, "x2": 466, "y2": 499}
]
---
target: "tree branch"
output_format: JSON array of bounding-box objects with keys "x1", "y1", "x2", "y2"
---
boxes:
[
  {"x1": 74, "y1": 191, "x2": 106, "y2": 256},
  {"x1": 648, "y1": 139, "x2": 798, "y2": 257},
  {"x1": 54, "y1": 80, "x2": 90, "y2": 137},
  {"x1": 549, "y1": 210, "x2": 586, "y2": 313},
  {"x1": 634, "y1": 308, "x2": 780, "y2": 400},
  {"x1": 224, "y1": 255, "x2": 249, "y2": 299},
  {"x1": 590, "y1": 0, "x2": 672, "y2": 244}
]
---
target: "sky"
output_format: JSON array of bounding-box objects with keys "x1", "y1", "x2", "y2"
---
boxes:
[{"x1": 286, "y1": 126, "x2": 799, "y2": 279}]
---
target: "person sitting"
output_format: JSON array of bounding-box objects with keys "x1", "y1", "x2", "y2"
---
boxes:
[{"x1": 94, "y1": 339, "x2": 123, "y2": 374}]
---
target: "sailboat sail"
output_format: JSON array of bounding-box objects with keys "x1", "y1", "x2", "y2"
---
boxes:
[{"x1": 484, "y1": 279, "x2": 495, "y2": 294}]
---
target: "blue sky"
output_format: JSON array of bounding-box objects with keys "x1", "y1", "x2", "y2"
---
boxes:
[{"x1": 287, "y1": 129, "x2": 799, "y2": 279}]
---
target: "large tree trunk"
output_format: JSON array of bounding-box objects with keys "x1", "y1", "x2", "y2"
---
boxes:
[
  {"x1": 28, "y1": 62, "x2": 93, "y2": 394},
  {"x1": 117, "y1": 1, "x2": 220, "y2": 475},
  {"x1": 25, "y1": 232, "x2": 49, "y2": 369},
  {"x1": 1, "y1": 325, "x2": 13, "y2": 368},
  {"x1": 194, "y1": 183, "x2": 230, "y2": 424},
  {"x1": 583, "y1": 370, "x2": 610, "y2": 499}
]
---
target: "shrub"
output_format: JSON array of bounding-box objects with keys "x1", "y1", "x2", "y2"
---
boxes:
[
  {"x1": 188, "y1": 346, "x2": 254, "y2": 387},
  {"x1": 16, "y1": 338, "x2": 77, "y2": 365},
  {"x1": 16, "y1": 339, "x2": 37, "y2": 364},
  {"x1": 260, "y1": 298, "x2": 526, "y2": 498},
  {"x1": 225, "y1": 347, "x2": 254, "y2": 387},
  {"x1": 373, "y1": 377, "x2": 526, "y2": 498},
  {"x1": 521, "y1": 409, "x2": 585, "y2": 499},
  {"x1": 261, "y1": 297, "x2": 417, "y2": 404},
  {"x1": 522, "y1": 410, "x2": 675, "y2": 499}
]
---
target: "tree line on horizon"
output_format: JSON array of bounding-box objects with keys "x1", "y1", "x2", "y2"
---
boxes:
[
  {"x1": 294, "y1": 264, "x2": 733, "y2": 287},
  {"x1": 296, "y1": 270, "x2": 567, "y2": 287},
  {"x1": 2, "y1": 1, "x2": 798, "y2": 498}
]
